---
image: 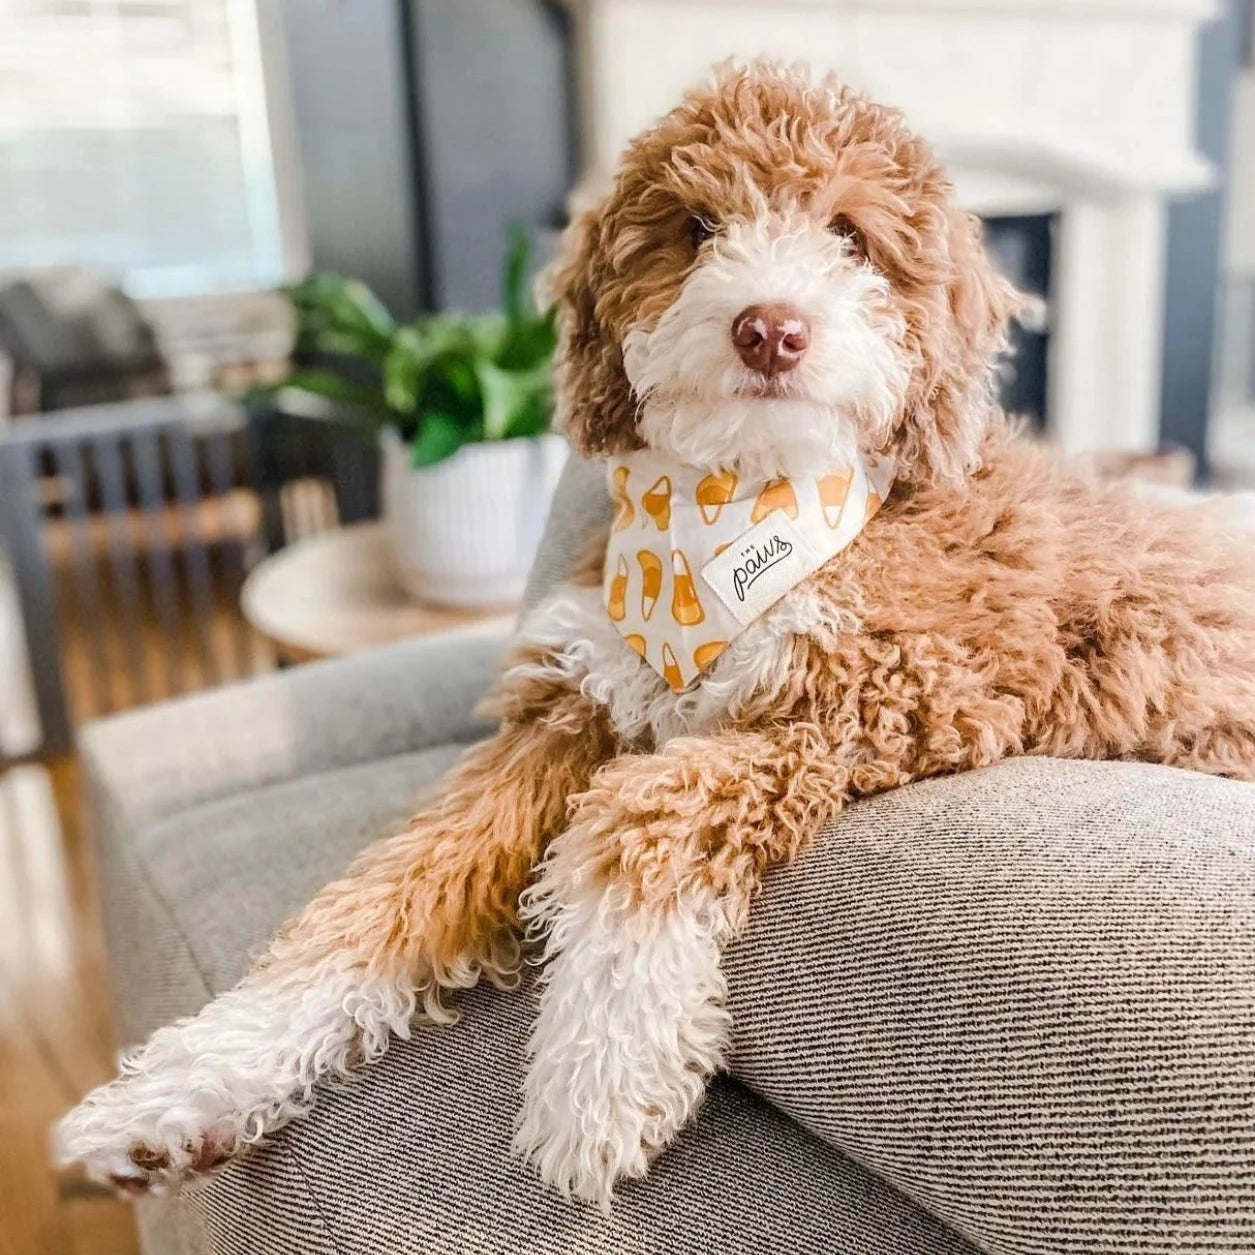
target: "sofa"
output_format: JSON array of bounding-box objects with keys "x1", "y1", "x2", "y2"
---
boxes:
[{"x1": 81, "y1": 456, "x2": 1255, "y2": 1254}]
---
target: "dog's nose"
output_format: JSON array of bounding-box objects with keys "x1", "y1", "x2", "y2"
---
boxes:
[{"x1": 731, "y1": 303, "x2": 810, "y2": 376}]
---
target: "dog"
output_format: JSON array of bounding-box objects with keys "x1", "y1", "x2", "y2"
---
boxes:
[{"x1": 57, "y1": 60, "x2": 1255, "y2": 1211}]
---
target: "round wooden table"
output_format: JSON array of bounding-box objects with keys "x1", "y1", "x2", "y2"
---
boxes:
[{"x1": 241, "y1": 522, "x2": 515, "y2": 663}]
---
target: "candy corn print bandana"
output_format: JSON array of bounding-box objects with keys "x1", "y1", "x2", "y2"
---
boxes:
[{"x1": 604, "y1": 449, "x2": 895, "y2": 691}]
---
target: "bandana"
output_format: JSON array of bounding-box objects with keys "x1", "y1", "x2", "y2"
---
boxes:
[{"x1": 604, "y1": 449, "x2": 894, "y2": 691}]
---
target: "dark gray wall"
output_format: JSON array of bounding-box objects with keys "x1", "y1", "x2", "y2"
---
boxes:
[
  {"x1": 278, "y1": 0, "x2": 426, "y2": 319},
  {"x1": 408, "y1": 0, "x2": 575, "y2": 311},
  {"x1": 1159, "y1": 0, "x2": 1244, "y2": 471},
  {"x1": 278, "y1": 0, "x2": 573, "y2": 317}
]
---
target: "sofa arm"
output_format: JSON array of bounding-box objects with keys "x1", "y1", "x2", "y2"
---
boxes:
[
  {"x1": 727, "y1": 755, "x2": 1255, "y2": 1255},
  {"x1": 79, "y1": 627, "x2": 507, "y2": 832}
]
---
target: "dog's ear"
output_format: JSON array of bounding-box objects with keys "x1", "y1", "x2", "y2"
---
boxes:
[
  {"x1": 540, "y1": 202, "x2": 640, "y2": 458},
  {"x1": 893, "y1": 209, "x2": 1025, "y2": 484}
]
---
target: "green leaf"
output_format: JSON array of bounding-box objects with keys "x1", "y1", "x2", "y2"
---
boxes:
[
  {"x1": 425, "y1": 351, "x2": 482, "y2": 419},
  {"x1": 279, "y1": 369, "x2": 391, "y2": 419},
  {"x1": 466, "y1": 312, "x2": 509, "y2": 361},
  {"x1": 503, "y1": 391, "x2": 551, "y2": 439},
  {"x1": 341, "y1": 278, "x2": 396, "y2": 339},
  {"x1": 284, "y1": 272, "x2": 395, "y2": 360},
  {"x1": 411, "y1": 411, "x2": 469, "y2": 467},
  {"x1": 277, "y1": 232, "x2": 555, "y2": 456},
  {"x1": 299, "y1": 327, "x2": 391, "y2": 362},
  {"x1": 475, "y1": 358, "x2": 553, "y2": 441},
  {"x1": 413, "y1": 316, "x2": 475, "y2": 362},
  {"x1": 496, "y1": 305, "x2": 557, "y2": 371},
  {"x1": 474, "y1": 360, "x2": 516, "y2": 441},
  {"x1": 383, "y1": 329, "x2": 427, "y2": 414}
]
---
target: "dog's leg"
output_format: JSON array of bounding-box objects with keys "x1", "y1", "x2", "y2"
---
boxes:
[
  {"x1": 513, "y1": 723, "x2": 847, "y2": 1208},
  {"x1": 56, "y1": 682, "x2": 617, "y2": 1195}
]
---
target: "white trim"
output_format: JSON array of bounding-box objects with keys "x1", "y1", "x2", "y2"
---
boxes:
[
  {"x1": 226, "y1": 0, "x2": 287, "y2": 288},
  {"x1": 562, "y1": 0, "x2": 1219, "y2": 19},
  {"x1": 936, "y1": 133, "x2": 1215, "y2": 202},
  {"x1": 1048, "y1": 197, "x2": 1168, "y2": 454},
  {"x1": 1212, "y1": 404, "x2": 1255, "y2": 491}
]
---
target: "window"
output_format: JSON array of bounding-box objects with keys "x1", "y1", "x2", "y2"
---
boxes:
[{"x1": 0, "y1": 0, "x2": 285, "y2": 297}]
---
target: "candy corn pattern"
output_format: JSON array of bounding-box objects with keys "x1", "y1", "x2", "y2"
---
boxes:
[
  {"x1": 603, "y1": 450, "x2": 894, "y2": 692},
  {"x1": 611, "y1": 465, "x2": 634, "y2": 532},
  {"x1": 661, "y1": 642, "x2": 684, "y2": 691},
  {"x1": 696, "y1": 469, "x2": 737, "y2": 524},
  {"x1": 864, "y1": 454, "x2": 895, "y2": 503},
  {"x1": 670, "y1": 550, "x2": 705, "y2": 626},
  {"x1": 750, "y1": 478, "x2": 799, "y2": 522},
  {"x1": 636, "y1": 550, "x2": 663, "y2": 620},
  {"x1": 607, "y1": 554, "x2": 628, "y2": 622},
  {"x1": 693, "y1": 640, "x2": 728, "y2": 671},
  {"x1": 642, "y1": 476, "x2": 672, "y2": 530},
  {"x1": 817, "y1": 469, "x2": 853, "y2": 529}
]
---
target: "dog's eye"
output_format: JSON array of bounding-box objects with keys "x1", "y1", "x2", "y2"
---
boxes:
[
  {"x1": 828, "y1": 214, "x2": 866, "y2": 258},
  {"x1": 688, "y1": 216, "x2": 716, "y2": 248}
]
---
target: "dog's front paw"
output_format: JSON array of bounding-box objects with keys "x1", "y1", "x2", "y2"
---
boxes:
[
  {"x1": 56, "y1": 956, "x2": 420, "y2": 1195},
  {"x1": 513, "y1": 887, "x2": 730, "y2": 1209},
  {"x1": 55, "y1": 1066, "x2": 244, "y2": 1195},
  {"x1": 54, "y1": 982, "x2": 293, "y2": 1194},
  {"x1": 512, "y1": 1053, "x2": 666, "y2": 1210}
]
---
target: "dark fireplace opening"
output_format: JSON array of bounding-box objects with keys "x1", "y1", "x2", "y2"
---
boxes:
[{"x1": 981, "y1": 214, "x2": 1055, "y2": 428}]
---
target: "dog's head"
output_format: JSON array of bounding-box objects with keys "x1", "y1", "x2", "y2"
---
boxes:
[{"x1": 545, "y1": 61, "x2": 1021, "y2": 484}]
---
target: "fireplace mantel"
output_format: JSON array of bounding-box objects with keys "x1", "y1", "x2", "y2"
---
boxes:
[
  {"x1": 579, "y1": 0, "x2": 1216, "y2": 13},
  {"x1": 565, "y1": 0, "x2": 1217, "y2": 453}
]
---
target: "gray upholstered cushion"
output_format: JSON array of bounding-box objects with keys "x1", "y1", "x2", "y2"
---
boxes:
[
  {"x1": 108, "y1": 740, "x2": 1255, "y2": 1254},
  {"x1": 729, "y1": 756, "x2": 1255, "y2": 1253},
  {"x1": 80, "y1": 628, "x2": 504, "y2": 834},
  {"x1": 521, "y1": 454, "x2": 613, "y2": 613}
]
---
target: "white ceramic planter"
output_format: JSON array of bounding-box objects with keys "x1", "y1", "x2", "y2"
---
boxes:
[{"x1": 380, "y1": 428, "x2": 568, "y2": 608}]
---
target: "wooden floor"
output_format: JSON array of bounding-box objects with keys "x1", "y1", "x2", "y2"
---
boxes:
[{"x1": 0, "y1": 755, "x2": 141, "y2": 1255}]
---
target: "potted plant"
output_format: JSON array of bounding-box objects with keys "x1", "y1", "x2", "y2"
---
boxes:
[{"x1": 279, "y1": 227, "x2": 567, "y2": 607}]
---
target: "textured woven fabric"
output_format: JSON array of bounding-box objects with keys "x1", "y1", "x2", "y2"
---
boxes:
[
  {"x1": 201, "y1": 986, "x2": 972, "y2": 1255},
  {"x1": 102, "y1": 738, "x2": 971, "y2": 1254},
  {"x1": 522, "y1": 454, "x2": 612, "y2": 613},
  {"x1": 97, "y1": 745, "x2": 465, "y2": 1041}
]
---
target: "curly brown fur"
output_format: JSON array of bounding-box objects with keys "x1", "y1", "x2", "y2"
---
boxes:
[{"x1": 275, "y1": 680, "x2": 622, "y2": 1011}]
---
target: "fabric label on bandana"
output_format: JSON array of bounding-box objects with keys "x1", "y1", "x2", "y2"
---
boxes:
[
  {"x1": 603, "y1": 449, "x2": 894, "y2": 691},
  {"x1": 699, "y1": 510, "x2": 822, "y2": 628}
]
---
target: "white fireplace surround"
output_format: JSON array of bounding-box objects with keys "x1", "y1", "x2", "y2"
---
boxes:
[{"x1": 564, "y1": 0, "x2": 1218, "y2": 454}]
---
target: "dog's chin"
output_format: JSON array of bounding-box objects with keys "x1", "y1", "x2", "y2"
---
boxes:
[
  {"x1": 733, "y1": 378, "x2": 798, "y2": 402},
  {"x1": 635, "y1": 391, "x2": 862, "y2": 481}
]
